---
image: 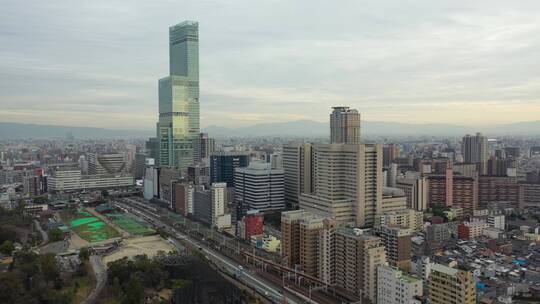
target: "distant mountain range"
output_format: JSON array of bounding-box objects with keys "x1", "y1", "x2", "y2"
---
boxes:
[
  {"x1": 0, "y1": 120, "x2": 539, "y2": 139},
  {"x1": 0, "y1": 122, "x2": 153, "y2": 139},
  {"x1": 204, "y1": 120, "x2": 540, "y2": 137}
]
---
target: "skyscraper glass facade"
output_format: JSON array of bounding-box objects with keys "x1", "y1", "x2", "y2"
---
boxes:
[{"x1": 157, "y1": 21, "x2": 200, "y2": 175}]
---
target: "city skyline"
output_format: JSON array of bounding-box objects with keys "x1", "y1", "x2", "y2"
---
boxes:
[
  {"x1": 1, "y1": 1, "x2": 540, "y2": 130},
  {"x1": 2, "y1": 2, "x2": 540, "y2": 303}
]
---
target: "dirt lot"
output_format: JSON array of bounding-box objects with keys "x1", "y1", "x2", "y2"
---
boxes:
[{"x1": 103, "y1": 235, "x2": 175, "y2": 265}]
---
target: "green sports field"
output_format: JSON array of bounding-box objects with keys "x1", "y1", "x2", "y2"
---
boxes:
[
  {"x1": 107, "y1": 213, "x2": 155, "y2": 235},
  {"x1": 65, "y1": 210, "x2": 120, "y2": 242}
]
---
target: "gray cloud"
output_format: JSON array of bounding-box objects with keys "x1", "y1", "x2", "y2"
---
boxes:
[{"x1": 1, "y1": 0, "x2": 539, "y2": 129}]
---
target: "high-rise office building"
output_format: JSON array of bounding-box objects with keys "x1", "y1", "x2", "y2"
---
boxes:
[
  {"x1": 157, "y1": 21, "x2": 200, "y2": 175},
  {"x1": 193, "y1": 132, "x2": 215, "y2": 163},
  {"x1": 299, "y1": 143, "x2": 383, "y2": 227},
  {"x1": 145, "y1": 137, "x2": 160, "y2": 161},
  {"x1": 383, "y1": 143, "x2": 400, "y2": 168},
  {"x1": 282, "y1": 143, "x2": 313, "y2": 209},
  {"x1": 377, "y1": 265, "x2": 423, "y2": 304},
  {"x1": 133, "y1": 153, "x2": 148, "y2": 179},
  {"x1": 330, "y1": 106, "x2": 361, "y2": 144},
  {"x1": 428, "y1": 264, "x2": 476, "y2": 304},
  {"x1": 210, "y1": 151, "x2": 250, "y2": 187},
  {"x1": 461, "y1": 133, "x2": 488, "y2": 175},
  {"x1": 234, "y1": 162, "x2": 285, "y2": 214}
]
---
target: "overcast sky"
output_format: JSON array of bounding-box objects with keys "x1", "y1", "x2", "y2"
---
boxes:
[{"x1": 1, "y1": 0, "x2": 539, "y2": 130}]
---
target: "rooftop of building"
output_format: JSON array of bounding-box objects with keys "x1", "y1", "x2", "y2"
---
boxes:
[
  {"x1": 281, "y1": 209, "x2": 325, "y2": 222},
  {"x1": 170, "y1": 20, "x2": 198, "y2": 29},
  {"x1": 336, "y1": 227, "x2": 380, "y2": 240},
  {"x1": 210, "y1": 151, "x2": 250, "y2": 156},
  {"x1": 383, "y1": 187, "x2": 405, "y2": 197},
  {"x1": 431, "y1": 263, "x2": 459, "y2": 276},
  {"x1": 235, "y1": 161, "x2": 284, "y2": 173}
]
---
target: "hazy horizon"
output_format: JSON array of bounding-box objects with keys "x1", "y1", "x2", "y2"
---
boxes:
[{"x1": 1, "y1": 0, "x2": 540, "y2": 129}]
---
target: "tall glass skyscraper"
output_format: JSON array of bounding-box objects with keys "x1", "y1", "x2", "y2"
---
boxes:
[{"x1": 157, "y1": 21, "x2": 200, "y2": 175}]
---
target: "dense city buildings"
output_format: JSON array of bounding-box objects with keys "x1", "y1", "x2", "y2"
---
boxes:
[
  {"x1": 237, "y1": 210, "x2": 264, "y2": 241},
  {"x1": 4, "y1": 14, "x2": 540, "y2": 304},
  {"x1": 458, "y1": 218, "x2": 489, "y2": 239},
  {"x1": 156, "y1": 21, "x2": 200, "y2": 175},
  {"x1": 477, "y1": 175, "x2": 522, "y2": 209},
  {"x1": 427, "y1": 168, "x2": 478, "y2": 214}
]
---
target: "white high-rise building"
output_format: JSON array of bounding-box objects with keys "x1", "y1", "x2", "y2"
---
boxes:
[
  {"x1": 282, "y1": 143, "x2": 313, "y2": 209},
  {"x1": 299, "y1": 143, "x2": 383, "y2": 227},
  {"x1": 234, "y1": 162, "x2": 285, "y2": 213},
  {"x1": 377, "y1": 265, "x2": 423, "y2": 304},
  {"x1": 211, "y1": 182, "x2": 231, "y2": 229}
]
